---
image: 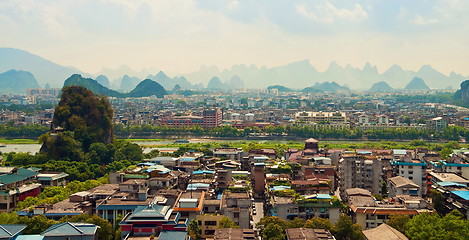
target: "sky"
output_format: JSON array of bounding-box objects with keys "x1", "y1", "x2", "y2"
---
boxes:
[{"x1": 0, "y1": 0, "x2": 468, "y2": 75}]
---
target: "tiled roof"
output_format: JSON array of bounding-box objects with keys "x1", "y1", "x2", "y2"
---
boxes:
[{"x1": 363, "y1": 223, "x2": 408, "y2": 240}]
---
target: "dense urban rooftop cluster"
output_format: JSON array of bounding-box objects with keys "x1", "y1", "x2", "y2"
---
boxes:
[{"x1": 1, "y1": 137, "x2": 468, "y2": 239}]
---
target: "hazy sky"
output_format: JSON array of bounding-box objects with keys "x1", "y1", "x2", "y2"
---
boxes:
[{"x1": 1, "y1": 0, "x2": 468, "y2": 75}]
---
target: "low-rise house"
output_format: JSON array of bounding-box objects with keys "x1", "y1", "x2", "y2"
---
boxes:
[
  {"x1": 270, "y1": 194, "x2": 342, "y2": 224},
  {"x1": 347, "y1": 188, "x2": 432, "y2": 229},
  {"x1": 173, "y1": 191, "x2": 206, "y2": 221},
  {"x1": 285, "y1": 228, "x2": 335, "y2": 240},
  {"x1": 0, "y1": 167, "x2": 41, "y2": 212},
  {"x1": 388, "y1": 176, "x2": 420, "y2": 197},
  {"x1": 37, "y1": 172, "x2": 69, "y2": 190},
  {"x1": 0, "y1": 224, "x2": 26, "y2": 239},
  {"x1": 213, "y1": 148, "x2": 243, "y2": 161},
  {"x1": 196, "y1": 214, "x2": 225, "y2": 239},
  {"x1": 41, "y1": 222, "x2": 99, "y2": 240},
  {"x1": 222, "y1": 191, "x2": 252, "y2": 229},
  {"x1": 362, "y1": 223, "x2": 408, "y2": 240},
  {"x1": 214, "y1": 228, "x2": 258, "y2": 240},
  {"x1": 0, "y1": 222, "x2": 99, "y2": 240}
]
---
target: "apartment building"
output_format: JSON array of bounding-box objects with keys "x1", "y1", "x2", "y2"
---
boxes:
[
  {"x1": 222, "y1": 191, "x2": 252, "y2": 229},
  {"x1": 338, "y1": 153, "x2": 383, "y2": 200}
]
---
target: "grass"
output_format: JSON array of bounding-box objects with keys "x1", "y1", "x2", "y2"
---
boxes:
[
  {"x1": 125, "y1": 138, "x2": 166, "y2": 142},
  {"x1": 0, "y1": 138, "x2": 39, "y2": 144}
]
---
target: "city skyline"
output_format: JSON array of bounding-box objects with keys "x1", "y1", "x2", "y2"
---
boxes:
[{"x1": 1, "y1": 0, "x2": 468, "y2": 76}]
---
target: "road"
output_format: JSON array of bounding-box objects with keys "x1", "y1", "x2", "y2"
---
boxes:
[{"x1": 252, "y1": 201, "x2": 264, "y2": 229}]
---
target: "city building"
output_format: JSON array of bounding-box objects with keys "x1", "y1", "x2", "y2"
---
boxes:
[
  {"x1": 0, "y1": 167, "x2": 41, "y2": 212},
  {"x1": 222, "y1": 191, "x2": 252, "y2": 229},
  {"x1": 213, "y1": 228, "x2": 258, "y2": 240},
  {"x1": 338, "y1": 153, "x2": 383, "y2": 200},
  {"x1": 285, "y1": 228, "x2": 335, "y2": 240}
]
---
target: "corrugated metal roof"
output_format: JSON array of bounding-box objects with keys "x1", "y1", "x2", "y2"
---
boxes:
[{"x1": 0, "y1": 168, "x2": 38, "y2": 184}]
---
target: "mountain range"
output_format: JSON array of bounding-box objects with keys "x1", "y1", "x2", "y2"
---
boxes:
[
  {"x1": 1, "y1": 47, "x2": 467, "y2": 91},
  {"x1": 64, "y1": 74, "x2": 167, "y2": 98},
  {"x1": 0, "y1": 70, "x2": 40, "y2": 94}
]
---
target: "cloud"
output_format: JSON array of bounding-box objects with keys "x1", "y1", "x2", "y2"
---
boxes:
[
  {"x1": 296, "y1": 1, "x2": 368, "y2": 23},
  {"x1": 411, "y1": 15, "x2": 439, "y2": 25}
]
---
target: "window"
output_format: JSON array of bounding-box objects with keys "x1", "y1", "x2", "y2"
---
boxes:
[
  {"x1": 234, "y1": 212, "x2": 239, "y2": 218},
  {"x1": 205, "y1": 221, "x2": 217, "y2": 226}
]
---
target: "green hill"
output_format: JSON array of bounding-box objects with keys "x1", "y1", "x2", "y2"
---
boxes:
[
  {"x1": 63, "y1": 74, "x2": 167, "y2": 98},
  {"x1": 0, "y1": 70, "x2": 40, "y2": 94},
  {"x1": 127, "y1": 79, "x2": 168, "y2": 98}
]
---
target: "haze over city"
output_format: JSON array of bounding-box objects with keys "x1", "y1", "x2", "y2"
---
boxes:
[{"x1": 1, "y1": 0, "x2": 468, "y2": 76}]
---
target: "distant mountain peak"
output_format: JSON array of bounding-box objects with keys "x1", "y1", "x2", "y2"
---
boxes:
[
  {"x1": 405, "y1": 77, "x2": 430, "y2": 90},
  {"x1": 363, "y1": 62, "x2": 378, "y2": 73},
  {"x1": 368, "y1": 81, "x2": 393, "y2": 92}
]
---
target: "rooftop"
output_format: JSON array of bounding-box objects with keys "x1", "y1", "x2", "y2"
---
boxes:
[
  {"x1": 389, "y1": 176, "x2": 419, "y2": 188},
  {"x1": 362, "y1": 223, "x2": 408, "y2": 240},
  {"x1": 285, "y1": 228, "x2": 334, "y2": 240}
]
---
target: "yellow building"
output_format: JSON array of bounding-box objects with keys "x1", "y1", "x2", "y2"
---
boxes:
[{"x1": 196, "y1": 214, "x2": 225, "y2": 239}]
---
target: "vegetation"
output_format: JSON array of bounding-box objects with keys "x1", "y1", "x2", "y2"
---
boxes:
[
  {"x1": 256, "y1": 216, "x2": 363, "y2": 240},
  {"x1": 188, "y1": 219, "x2": 202, "y2": 240},
  {"x1": 15, "y1": 176, "x2": 108, "y2": 211},
  {"x1": 0, "y1": 123, "x2": 48, "y2": 138},
  {"x1": 218, "y1": 216, "x2": 240, "y2": 229},
  {"x1": 387, "y1": 210, "x2": 469, "y2": 240},
  {"x1": 0, "y1": 213, "x2": 113, "y2": 239},
  {"x1": 114, "y1": 123, "x2": 469, "y2": 141}
]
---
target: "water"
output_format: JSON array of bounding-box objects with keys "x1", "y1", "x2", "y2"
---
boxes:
[{"x1": 0, "y1": 144, "x2": 42, "y2": 154}]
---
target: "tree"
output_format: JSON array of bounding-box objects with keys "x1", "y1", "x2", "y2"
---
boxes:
[
  {"x1": 262, "y1": 223, "x2": 285, "y2": 240},
  {"x1": 19, "y1": 215, "x2": 57, "y2": 234},
  {"x1": 40, "y1": 85, "x2": 114, "y2": 159},
  {"x1": 287, "y1": 217, "x2": 306, "y2": 228},
  {"x1": 219, "y1": 216, "x2": 239, "y2": 229},
  {"x1": 405, "y1": 211, "x2": 469, "y2": 240},
  {"x1": 304, "y1": 217, "x2": 333, "y2": 231},
  {"x1": 0, "y1": 212, "x2": 19, "y2": 224},
  {"x1": 387, "y1": 214, "x2": 410, "y2": 234},
  {"x1": 188, "y1": 219, "x2": 202, "y2": 240},
  {"x1": 430, "y1": 189, "x2": 447, "y2": 215},
  {"x1": 333, "y1": 214, "x2": 364, "y2": 240},
  {"x1": 256, "y1": 216, "x2": 288, "y2": 231}
]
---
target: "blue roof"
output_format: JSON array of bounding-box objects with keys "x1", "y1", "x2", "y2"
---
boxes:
[
  {"x1": 270, "y1": 185, "x2": 291, "y2": 191},
  {"x1": 41, "y1": 222, "x2": 98, "y2": 236},
  {"x1": 437, "y1": 182, "x2": 466, "y2": 187},
  {"x1": 0, "y1": 225, "x2": 26, "y2": 238},
  {"x1": 358, "y1": 151, "x2": 372, "y2": 155},
  {"x1": 391, "y1": 160, "x2": 426, "y2": 166},
  {"x1": 180, "y1": 157, "x2": 196, "y2": 162},
  {"x1": 451, "y1": 191, "x2": 469, "y2": 200},
  {"x1": 158, "y1": 231, "x2": 188, "y2": 240},
  {"x1": 187, "y1": 183, "x2": 210, "y2": 190},
  {"x1": 16, "y1": 235, "x2": 44, "y2": 240},
  {"x1": 303, "y1": 194, "x2": 332, "y2": 200},
  {"x1": 138, "y1": 162, "x2": 156, "y2": 166},
  {"x1": 192, "y1": 170, "x2": 215, "y2": 175},
  {"x1": 316, "y1": 194, "x2": 333, "y2": 199},
  {"x1": 440, "y1": 160, "x2": 469, "y2": 167}
]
